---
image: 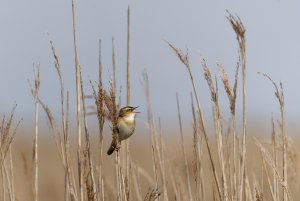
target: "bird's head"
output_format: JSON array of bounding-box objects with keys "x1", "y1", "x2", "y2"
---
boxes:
[{"x1": 118, "y1": 106, "x2": 139, "y2": 119}]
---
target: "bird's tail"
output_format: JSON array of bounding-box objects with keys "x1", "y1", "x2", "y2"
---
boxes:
[{"x1": 107, "y1": 140, "x2": 117, "y2": 155}]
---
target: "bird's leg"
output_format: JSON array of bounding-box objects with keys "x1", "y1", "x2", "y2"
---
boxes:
[{"x1": 115, "y1": 141, "x2": 121, "y2": 152}]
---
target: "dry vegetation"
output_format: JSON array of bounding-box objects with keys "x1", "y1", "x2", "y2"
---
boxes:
[{"x1": 1, "y1": 2, "x2": 300, "y2": 201}]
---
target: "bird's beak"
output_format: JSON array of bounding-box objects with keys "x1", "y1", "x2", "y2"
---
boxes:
[{"x1": 133, "y1": 106, "x2": 140, "y2": 113}]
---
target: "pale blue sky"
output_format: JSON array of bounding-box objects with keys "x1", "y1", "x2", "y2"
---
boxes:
[{"x1": 0, "y1": 0, "x2": 299, "y2": 129}]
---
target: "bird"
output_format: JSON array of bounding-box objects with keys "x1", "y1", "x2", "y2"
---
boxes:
[{"x1": 107, "y1": 106, "x2": 139, "y2": 155}]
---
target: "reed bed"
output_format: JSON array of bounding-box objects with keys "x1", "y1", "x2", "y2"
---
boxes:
[{"x1": 0, "y1": 2, "x2": 299, "y2": 201}]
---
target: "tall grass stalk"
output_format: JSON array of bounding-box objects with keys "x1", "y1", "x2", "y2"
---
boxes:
[
  {"x1": 2, "y1": 159, "x2": 11, "y2": 201},
  {"x1": 259, "y1": 73, "x2": 288, "y2": 201},
  {"x1": 49, "y1": 39, "x2": 79, "y2": 201},
  {"x1": 65, "y1": 92, "x2": 79, "y2": 201},
  {"x1": 158, "y1": 119, "x2": 168, "y2": 201},
  {"x1": 271, "y1": 116, "x2": 279, "y2": 201},
  {"x1": 112, "y1": 38, "x2": 117, "y2": 97},
  {"x1": 176, "y1": 93, "x2": 193, "y2": 201},
  {"x1": 3, "y1": 154, "x2": 13, "y2": 201},
  {"x1": 71, "y1": 1, "x2": 83, "y2": 200},
  {"x1": 30, "y1": 65, "x2": 40, "y2": 201},
  {"x1": 111, "y1": 38, "x2": 124, "y2": 201},
  {"x1": 226, "y1": 12, "x2": 246, "y2": 201},
  {"x1": 218, "y1": 61, "x2": 239, "y2": 200},
  {"x1": 191, "y1": 93, "x2": 204, "y2": 201},
  {"x1": 103, "y1": 80, "x2": 123, "y2": 201},
  {"x1": 141, "y1": 70, "x2": 163, "y2": 200},
  {"x1": 39, "y1": 92, "x2": 78, "y2": 201},
  {"x1": 0, "y1": 105, "x2": 18, "y2": 201},
  {"x1": 80, "y1": 68, "x2": 96, "y2": 200},
  {"x1": 9, "y1": 147, "x2": 14, "y2": 201},
  {"x1": 255, "y1": 138, "x2": 292, "y2": 201},
  {"x1": 92, "y1": 39, "x2": 105, "y2": 201},
  {"x1": 125, "y1": 7, "x2": 132, "y2": 201},
  {"x1": 202, "y1": 61, "x2": 228, "y2": 201},
  {"x1": 50, "y1": 40, "x2": 66, "y2": 160},
  {"x1": 167, "y1": 42, "x2": 222, "y2": 201},
  {"x1": 151, "y1": 145, "x2": 159, "y2": 201},
  {"x1": 126, "y1": 6, "x2": 131, "y2": 106},
  {"x1": 49, "y1": 39, "x2": 69, "y2": 201},
  {"x1": 262, "y1": 155, "x2": 276, "y2": 201},
  {"x1": 116, "y1": 142, "x2": 123, "y2": 200},
  {"x1": 132, "y1": 164, "x2": 143, "y2": 200},
  {"x1": 110, "y1": 39, "x2": 122, "y2": 201}
]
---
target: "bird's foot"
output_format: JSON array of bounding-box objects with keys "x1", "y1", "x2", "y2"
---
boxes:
[{"x1": 115, "y1": 142, "x2": 121, "y2": 152}]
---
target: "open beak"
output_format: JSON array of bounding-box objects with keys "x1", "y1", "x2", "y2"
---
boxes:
[{"x1": 133, "y1": 106, "x2": 140, "y2": 113}]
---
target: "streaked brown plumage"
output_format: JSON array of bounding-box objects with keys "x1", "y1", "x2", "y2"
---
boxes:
[{"x1": 107, "y1": 106, "x2": 139, "y2": 155}]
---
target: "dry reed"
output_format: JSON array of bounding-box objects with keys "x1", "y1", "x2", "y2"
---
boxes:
[
  {"x1": 226, "y1": 12, "x2": 247, "y2": 201},
  {"x1": 203, "y1": 59, "x2": 228, "y2": 201},
  {"x1": 71, "y1": 2, "x2": 83, "y2": 200},
  {"x1": 0, "y1": 104, "x2": 20, "y2": 201},
  {"x1": 259, "y1": 72, "x2": 289, "y2": 201},
  {"x1": 91, "y1": 39, "x2": 105, "y2": 201},
  {"x1": 125, "y1": 7, "x2": 132, "y2": 201},
  {"x1": 167, "y1": 42, "x2": 222, "y2": 201},
  {"x1": 29, "y1": 64, "x2": 40, "y2": 201},
  {"x1": 176, "y1": 93, "x2": 193, "y2": 201}
]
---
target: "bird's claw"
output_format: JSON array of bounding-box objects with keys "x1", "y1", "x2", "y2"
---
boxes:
[{"x1": 115, "y1": 142, "x2": 121, "y2": 152}]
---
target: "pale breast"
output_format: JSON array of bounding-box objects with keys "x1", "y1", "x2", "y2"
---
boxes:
[{"x1": 117, "y1": 118, "x2": 136, "y2": 141}]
